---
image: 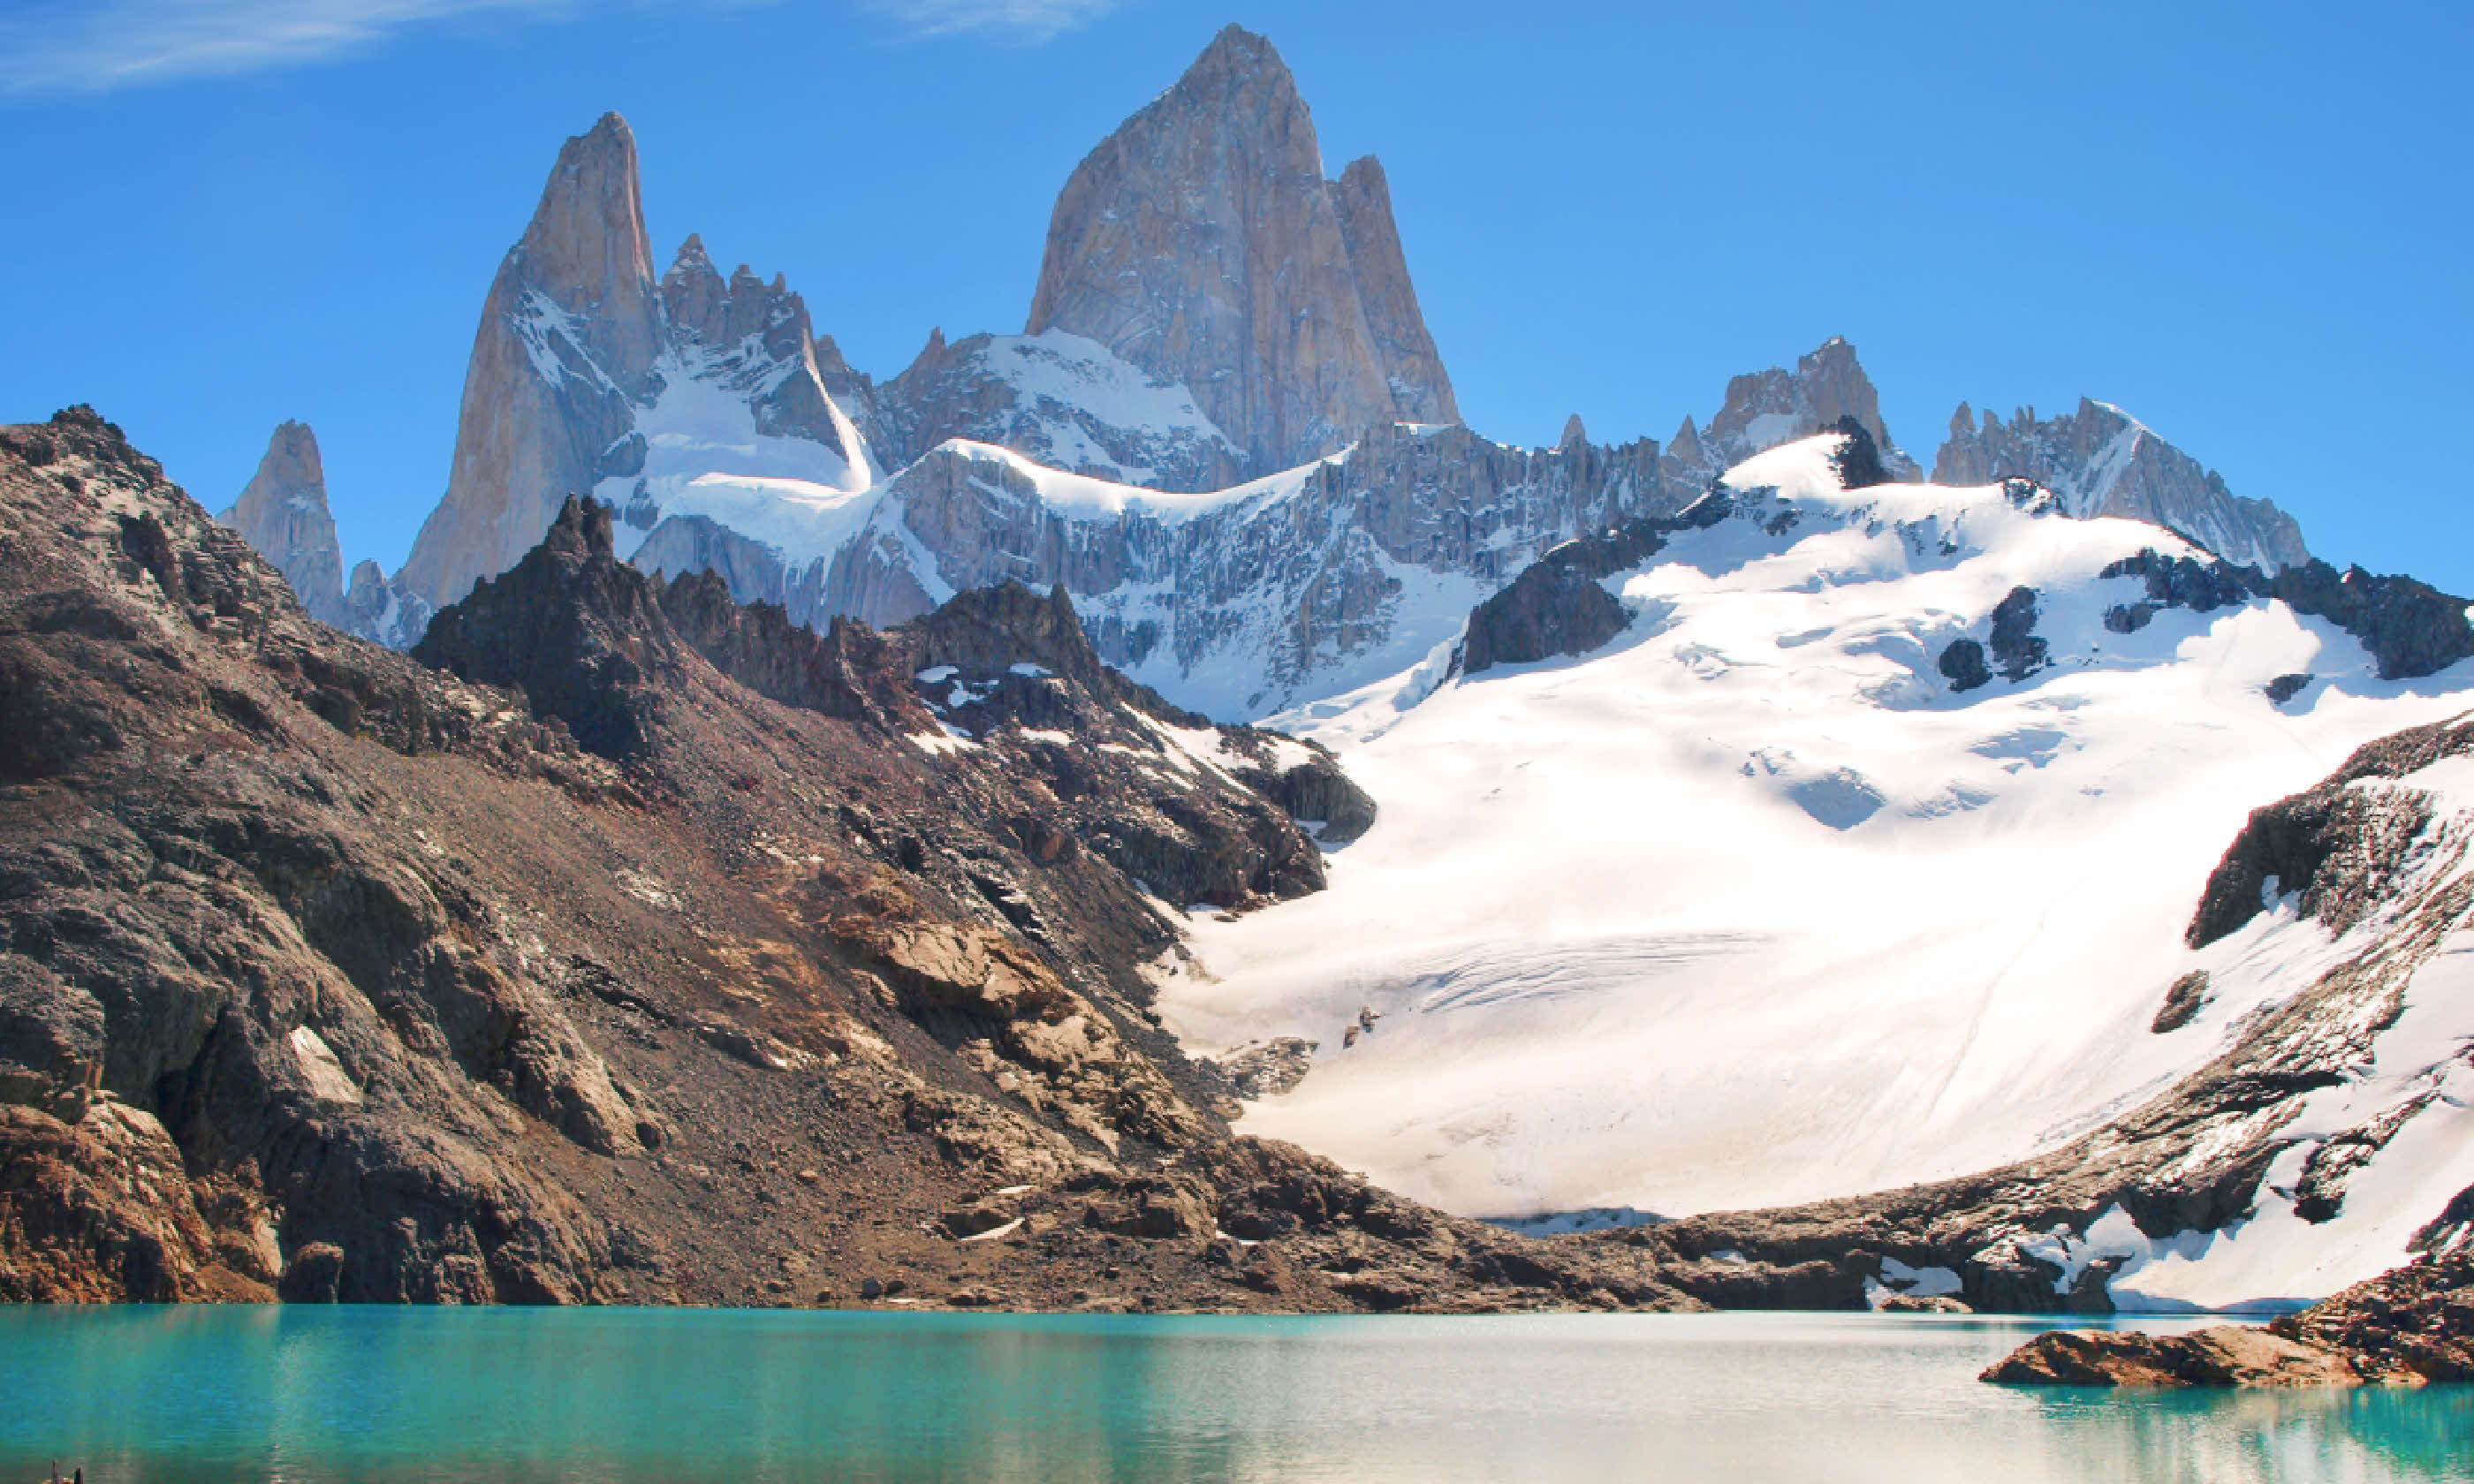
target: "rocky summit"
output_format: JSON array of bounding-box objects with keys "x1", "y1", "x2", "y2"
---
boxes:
[
  {"x1": 1025, "y1": 25, "x2": 1458, "y2": 474},
  {"x1": 396, "y1": 113, "x2": 870, "y2": 617},
  {"x1": 216, "y1": 421, "x2": 346, "y2": 631},
  {"x1": 1934, "y1": 397, "x2": 2308, "y2": 573}
]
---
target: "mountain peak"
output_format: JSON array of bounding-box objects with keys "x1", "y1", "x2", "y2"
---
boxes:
[
  {"x1": 218, "y1": 420, "x2": 347, "y2": 627},
  {"x1": 1931, "y1": 396, "x2": 2310, "y2": 571},
  {"x1": 519, "y1": 111, "x2": 654, "y2": 308},
  {"x1": 1702, "y1": 337, "x2": 1917, "y2": 478},
  {"x1": 1024, "y1": 27, "x2": 1452, "y2": 472},
  {"x1": 1185, "y1": 23, "x2": 1293, "y2": 89}
]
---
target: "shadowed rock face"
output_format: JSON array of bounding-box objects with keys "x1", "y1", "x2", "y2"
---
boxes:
[
  {"x1": 1025, "y1": 25, "x2": 1456, "y2": 473},
  {"x1": 4, "y1": 413, "x2": 1696, "y2": 1314},
  {"x1": 2098, "y1": 548, "x2": 2474, "y2": 682},
  {"x1": 2186, "y1": 713, "x2": 2474, "y2": 949},
  {"x1": 1461, "y1": 494, "x2": 1734, "y2": 675}
]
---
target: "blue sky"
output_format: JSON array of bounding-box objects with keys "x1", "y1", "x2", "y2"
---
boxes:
[{"x1": 2, "y1": 0, "x2": 2467, "y2": 590}]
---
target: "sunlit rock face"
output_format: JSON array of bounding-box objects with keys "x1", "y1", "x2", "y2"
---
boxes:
[{"x1": 1025, "y1": 25, "x2": 1458, "y2": 474}]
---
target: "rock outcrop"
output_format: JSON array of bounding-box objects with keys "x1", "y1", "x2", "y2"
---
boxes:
[
  {"x1": 1023, "y1": 26, "x2": 1457, "y2": 473},
  {"x1": 1982, "y1": 1246, "x2": 2473, "y2": 1386},
  {"x1": 1934, "y1": 398, "x2": 2309, "y2": 572},
  {"x1": 2186, "y1": 709, "x2": 2474, "y2": 948},
  {"x1": 1461, "y1": 493, "x2": 1732, "y2": 674},
  {"x1": 217, "y1": 421, "x2": 347, "y2": 628},
  {"x1": 1672, "y1": 337, "x2": 1922, "y2": 482},
  {"x1": 2099, "y1": 546, "x2": 2474, "y2": 682},
  {"x1": 396, "y1": 114, "x2": 870, "y2": 616}
]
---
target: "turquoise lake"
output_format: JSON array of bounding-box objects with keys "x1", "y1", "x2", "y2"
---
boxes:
[{"x1": 4, "y1": 1306, "x2": 2470, "y2": 1482}]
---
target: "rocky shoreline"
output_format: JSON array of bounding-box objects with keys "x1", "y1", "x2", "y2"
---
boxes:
[{"x1": 1984, "y1": 1250, "x2": 2474, "y2": 1388}]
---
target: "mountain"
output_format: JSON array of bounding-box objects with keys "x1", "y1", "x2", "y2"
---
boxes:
[
  {"x1": 1668, "y1": 336, "x2": 1923, "y2": 483},
  {"x1": 216, "y1": 420, "x2": 347, "y2": 629},
  {"x1": 1157, "y1": 428, "x2": 2472, "y2": 1313},
  {"x1": 1934, "y1": 398, "x2": 2308, "y2": 572},
  {"x1": 394, "y1": 115, "x2": 877, "y2": 616},
  {"x1": 873, "y1": 327, "x2": 1245, "y2": 493},
  {"x1": 1, "y1": 405, "x2": 1735, "y2": 1314},
  {"x1": 252, "y1": 33, "x2": 2336, "y2": 730},
  {"x1": 1023, "y1": 25, "x2": 1458, "y2": 473}
]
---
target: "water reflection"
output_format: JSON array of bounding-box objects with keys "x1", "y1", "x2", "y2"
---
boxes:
[{"x1": 1, "y1": 1308, "x2": 2466, "y2": 1483}]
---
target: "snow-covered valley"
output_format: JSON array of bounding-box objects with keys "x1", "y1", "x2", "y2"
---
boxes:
[{"x1": 1151, "y1": 435, "x2": 2474, "y2": 1306}]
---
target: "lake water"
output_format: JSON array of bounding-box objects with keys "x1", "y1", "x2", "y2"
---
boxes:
[{"x1": 4, "y1": 1307, "x2": 2470, "y2": 1482}]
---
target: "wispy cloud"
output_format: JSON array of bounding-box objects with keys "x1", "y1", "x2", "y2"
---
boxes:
[
  {"x1": 0, "y1": 0, "x2": 1111, "y2": 96},
  {"x1": 0, "y1": 0, "x2": 581, "y2": 95},
  {"x1": 858, "y1": 0, "x2": 1119, "y2": 43}
]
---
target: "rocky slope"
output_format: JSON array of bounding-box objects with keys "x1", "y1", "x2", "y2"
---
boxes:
[
  {"x1": 1934, "y1": 398, "x2": 2308, "y2": 572},
  {"x1": 1023, "y1": 25, "x2": 1457, "y2": 474},
  {"x1": 0, "y1": 405, "x2": 1720, "y2": 1314}
]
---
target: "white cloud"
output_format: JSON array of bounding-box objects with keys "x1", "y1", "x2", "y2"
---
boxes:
[
  {"x1": 859, "y1": 0, "x2": 1119, "y2": 43},
  {"x1": 0, "y1": 0, "x2": 578, "y2": 95},
  {"x1": 0, "y1": 0, "x2": 1111, "y2": 95}
]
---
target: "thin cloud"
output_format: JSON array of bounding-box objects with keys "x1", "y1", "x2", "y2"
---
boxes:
[
  {"x1": 860, "y1": 0, "x2": 1119, "y2": 42},
  {"x1": 0, "y1": 0, "x2": 576, "y2": 95},
  {"x1": 0, "y1": 0, "x2": 1112, "y2": 95}
]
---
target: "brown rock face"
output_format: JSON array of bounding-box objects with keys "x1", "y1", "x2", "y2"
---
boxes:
[
  {"x1": 1981, "y1": 1324, "x2": 2372, "y2": 1388},
  {"x1": 217, "y1": 421, "x2": 347, "y2": 628},
  {"x1": 1025, "y1": 26, "x2": 1456, "y2": 473},
  {"x1": 0, "y1": 406, "x2": 1723, "y2": 1314},
  {"x1": 1981, "y1": 1246, "x2": 2473, "y2": 1388}
]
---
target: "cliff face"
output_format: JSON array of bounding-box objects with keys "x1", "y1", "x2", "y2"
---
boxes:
[
  {"x1": 217, "y1": 421, "x2": 347, "y2": 628},
  {"x1": 1934, "y1": 398, "x2": 2309, "y2": 572},
  {"x1": 398, "y1": 114, "x2": 662, "y2": 611},
  {"x1": 1328, "y1": 155, "x2": 1459, "y2": 428},
  {"x1": 1024, "y1": 26, "x2": 1457, "y2": 473}
]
